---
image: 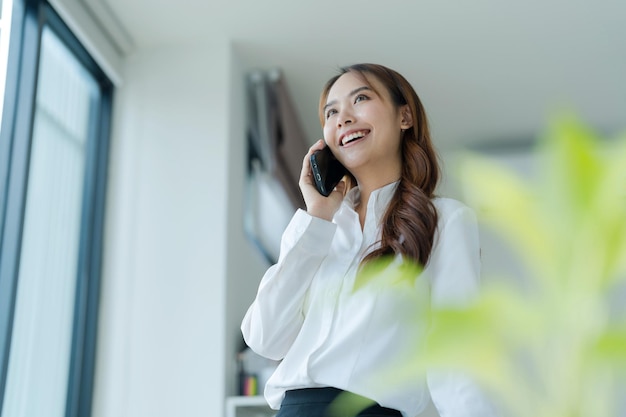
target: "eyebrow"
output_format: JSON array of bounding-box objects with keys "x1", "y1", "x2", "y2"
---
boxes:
[{"x1": 323, "y1": 86, "x2": 372, "y2": 113}]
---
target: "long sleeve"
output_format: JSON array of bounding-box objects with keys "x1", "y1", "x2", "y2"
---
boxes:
[
  {"x1": 428, "y1": 205, "x2": 481, "y2": 308},
  {"x1": 241, "y1": 209, "x2": 337, "y2": 360},
  {"x1": 426, "y1": 204, "x2": 500, "y2": 417}
]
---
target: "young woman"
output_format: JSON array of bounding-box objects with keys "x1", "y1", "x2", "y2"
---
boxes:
[{"x1": 241, "y1": 64, "x2": 498, "y2": 417}]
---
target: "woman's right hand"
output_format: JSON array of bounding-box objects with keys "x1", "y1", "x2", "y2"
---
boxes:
[{"x1": 299, "y1": 139, "x2": 346, "y2": 221}]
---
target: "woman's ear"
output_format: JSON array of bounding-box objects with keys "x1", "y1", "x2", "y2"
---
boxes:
[{"x1": 400, "y1": 105, "x2": 413, "y2": 130}]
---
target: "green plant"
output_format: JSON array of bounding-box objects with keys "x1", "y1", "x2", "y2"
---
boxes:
[
  {"x1": 331, "y1": 115, "x2": 625, "y2": 417},
  {"x1": 417, "y1": 114, "x2": 626, "y2": 417}
]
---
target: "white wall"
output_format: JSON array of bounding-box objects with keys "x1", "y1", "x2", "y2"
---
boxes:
[{"x1": 94, "y1": 40, "x2": 232, "y2": 417}]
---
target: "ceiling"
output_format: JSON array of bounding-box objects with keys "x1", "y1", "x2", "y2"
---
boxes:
[{"x1": 100, "y1": 0, "x2": 625, "y2": 150}]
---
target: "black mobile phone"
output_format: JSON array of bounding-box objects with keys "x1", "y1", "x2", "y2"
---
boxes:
[{"x1": 310, "y1": 146, "x2": 347, "y2": 197}]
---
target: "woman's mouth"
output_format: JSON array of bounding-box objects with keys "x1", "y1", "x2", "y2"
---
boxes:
[{"x1": 341, "y1": 130, "x2": 370, "y2": 146}]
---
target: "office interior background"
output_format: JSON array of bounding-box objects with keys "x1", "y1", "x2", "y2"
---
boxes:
[{"x1": 0, "y1": 0, "x2": 624, "y2": 416}]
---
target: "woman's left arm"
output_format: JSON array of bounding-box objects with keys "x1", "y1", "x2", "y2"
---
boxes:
[
  {"x1": 428, "y1": 205, "x2": 481, "y2": 308},
  {"x1": 426, "y1": 204, "x2": 501, "y2": 417}
]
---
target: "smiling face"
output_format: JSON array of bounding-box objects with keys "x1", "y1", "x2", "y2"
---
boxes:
[{"x1": 321, "y1": 71, "x2": 412, "y2": 186}]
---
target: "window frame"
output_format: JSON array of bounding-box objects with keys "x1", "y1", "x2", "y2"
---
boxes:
[{"x1": 0, "y1": 1, "x2": 113, "y2": 416}]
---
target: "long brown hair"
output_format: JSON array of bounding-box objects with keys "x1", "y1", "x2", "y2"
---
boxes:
[{"x1": 319, "y1": 63, "x2": 440, "y2": 267}]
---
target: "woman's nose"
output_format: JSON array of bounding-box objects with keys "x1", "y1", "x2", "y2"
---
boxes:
[{"x1": 337, "y1": 109, "x2": 354, "y2": 127}]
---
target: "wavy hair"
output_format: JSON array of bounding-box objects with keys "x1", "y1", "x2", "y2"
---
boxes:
[{"x1": 318, "y1": 63, "x2": 440, "y2": 267}]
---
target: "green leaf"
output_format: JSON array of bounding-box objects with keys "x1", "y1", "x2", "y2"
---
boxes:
[
  {"x1": 326, "y1": 391, "x2": 375, "y2": 417},
  {"x1": 457, "y1": 155, "x2": 556, "y2": 283},
  {"x1": 588, "y1": 325, "x2": 626, "y2": 370},
  {"x1": 352, "y1": 256, "x2": 423, "y2": 291}
]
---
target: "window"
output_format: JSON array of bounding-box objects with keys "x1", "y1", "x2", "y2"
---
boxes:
[
  {"x1": 0, "y1": 0, "x2": 14, "y2": 128},
  {"x1": 0, "y1": 1, "x2": 112, "y2": 416}
]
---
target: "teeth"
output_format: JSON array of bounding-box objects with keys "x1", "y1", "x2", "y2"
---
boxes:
[{"x1": 342, "y1": 130, "x2": 367, "y2": 146}]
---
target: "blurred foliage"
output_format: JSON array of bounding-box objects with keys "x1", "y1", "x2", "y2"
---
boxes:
[
  {"x1": 415, "y1": 114, "x2": 626, "y2": 417},
  {"x1": 331, "y1": 114, "x2": 625, "y2": 417}
]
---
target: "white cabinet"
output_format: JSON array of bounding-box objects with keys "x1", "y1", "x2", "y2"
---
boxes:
[{"x1": 225, "y1": 396, "x2": 275, "y2": 417}]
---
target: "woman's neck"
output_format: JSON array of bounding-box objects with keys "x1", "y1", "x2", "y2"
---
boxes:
[{"x1": 354, "y1": 175, "x2": 400, "y2": 230}]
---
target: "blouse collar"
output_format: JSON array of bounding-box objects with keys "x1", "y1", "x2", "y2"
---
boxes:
[{"x1": 345, "y1": 180, "x2": 400, "y2": 225}]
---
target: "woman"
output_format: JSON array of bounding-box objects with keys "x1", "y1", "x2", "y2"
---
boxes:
[{"x1": 241, "y1": 64, "x2": 497, "y2": 417}]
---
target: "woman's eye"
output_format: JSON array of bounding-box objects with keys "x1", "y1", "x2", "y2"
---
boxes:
[
  {"x1": 355, "y1": 94, "x2": 369, "y2": 103},
  {"x1": 325, "y1": 109, "x2": 337, "y2": 119}
]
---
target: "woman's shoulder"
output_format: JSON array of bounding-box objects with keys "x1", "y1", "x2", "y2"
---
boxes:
[
  {"x1": 432, "y1": 196, "x2": 472, "y2": 213},
  {"x1": 432, "y1": 197, "x2": 477, "y2": 225}
]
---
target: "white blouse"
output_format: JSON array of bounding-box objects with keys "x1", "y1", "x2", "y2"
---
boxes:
[{"x1": 241, "y1": 182, "x2": 498, "y2": 417}]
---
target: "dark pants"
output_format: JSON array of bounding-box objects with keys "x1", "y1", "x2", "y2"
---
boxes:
[{"x1": 276, "y1": 387, "x2": 402, "y2": 417}]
